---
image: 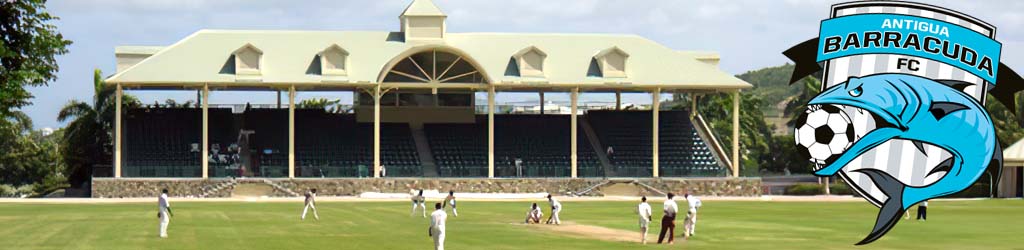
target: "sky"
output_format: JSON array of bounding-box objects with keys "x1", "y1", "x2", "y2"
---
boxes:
[{"x1": 21, "y1": 0, "x2": 1024, "y2": 129}]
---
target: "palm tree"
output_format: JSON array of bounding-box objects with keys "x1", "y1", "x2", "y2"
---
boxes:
[
  {"x1": 784, "y1": 77, "x2": 822, "y2": 127},
  {"x1": 2, "y1": 111, "x2": 33, "y2": 133},
  {"x1": 297, "y1": 98, "x2": 343, "y2": 113},
  {"x1": 57, "y1": 69, "x2": 137, "y2": 188}
]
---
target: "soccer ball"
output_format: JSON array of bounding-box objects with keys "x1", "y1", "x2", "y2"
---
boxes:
[{"x1": 794, "y1": 104, "x2": 856, "y2": 167}]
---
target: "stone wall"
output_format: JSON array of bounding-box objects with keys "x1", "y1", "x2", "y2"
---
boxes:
[
  {"x1": 274, "y1": 178, "x2": 607, "y2": 197},
  {"x1": 92, "y1": 178, "x2": 235, "y2": 198},
  {"x1": 92, "y1": 177, "x2": 762, "y2": 198},
  {"x1": 638, "y1": 178, "x2": 762, "y2": 196}
]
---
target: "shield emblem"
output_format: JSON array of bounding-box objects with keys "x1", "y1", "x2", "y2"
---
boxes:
[{"x1": 819, "y1": 1, "x2": 997, "y2": 206}]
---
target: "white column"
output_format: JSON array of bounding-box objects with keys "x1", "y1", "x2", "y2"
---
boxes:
[
  {"x1": 570, "y1": 88, "x2": 578, "y2": 178},
  {"x1": 202, "y1": 85, "x2": 209, "y2": 178},
  {"x1": 487, "y1": 86, "x2": 495, "y2": 178},
  {"x1": 652, "y1": 88, "x2": 660, "y2": 177},
  {"x1": 690, "y1": 94, "x2": 697, "y2": 118},
  {"x1": 288, "y1": 86, "x2": 296, "y2": 179},
  {"x1": 732, "y1": 91, "x2": 741, "y2": 177},
  {"x1": 824, "y1": 177, "x2": 831, "y2": 195},
  {"x1": 374, "y1": 86, "x2": 382, "y2": 178},
  {"x1": 114, "y1": 84, "x2": 123, "y2": 178}
]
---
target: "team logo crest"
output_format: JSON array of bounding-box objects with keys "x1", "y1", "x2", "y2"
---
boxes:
[{"x1": 783, "y1": 1, "x2": 1024, "y2": 245}]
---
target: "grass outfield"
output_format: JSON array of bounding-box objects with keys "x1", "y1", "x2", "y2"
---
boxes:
[{"x1": 0, "y1": 199, "x2": 1021, "y2": 249}]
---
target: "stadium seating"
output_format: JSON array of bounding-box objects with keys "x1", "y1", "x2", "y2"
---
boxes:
[
  {"x1": 242, "y1": 109, "x2": 289, "y2": 177},
  {"x1": 586, "y1": 110, "x2": 725, "y2": 177},
  {"x1": 493, "y1": 115, "x2": 602, "y2": 177},
  {"x1": 657, "y1": 111, "x2": 725, "y2": 177},
  {"x1": 587, "y1": 110, "x2": 651, "y2": 177},
  {"x1": 122, "y1": 106, "x2": 719, "y2": 179},
  {"x1": 207, "y1": 108, "x2": 237, "y2": 177},
  {"x1": 426, "y1": 117, "x2": 488, "y2": 177},
  {"x1": 123, "y1": 108, "x2": 203, "y2": 177},
  {"x1": 427, "y1": 115, "x2": 603, "y2": 178},
  {"x1": 295, "y1": 109, "x2": 421, "y2": 178}
]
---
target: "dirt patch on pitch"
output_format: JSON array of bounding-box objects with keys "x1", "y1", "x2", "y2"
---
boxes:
[{"x1": 514, "y1": 221, "x2": 640, "y2": 243}]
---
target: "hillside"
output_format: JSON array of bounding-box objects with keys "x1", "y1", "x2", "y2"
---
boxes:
[
  {"x1": 735, "y1": 64, "x2": 821, "y2": 134},
  {"x1": 736, "y1": 64, "x2": 802, "y2": 117}
]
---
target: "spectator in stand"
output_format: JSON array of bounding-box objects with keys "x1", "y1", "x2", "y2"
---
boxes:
[{"x1": 515, "y1": 157, "x2": 523, "y2": 177}]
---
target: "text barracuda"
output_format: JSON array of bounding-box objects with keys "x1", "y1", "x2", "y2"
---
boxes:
[
  {"x1": 822, "y1": 19, "x2": 993, "y2": 78},
  {"x1": 817, "y1": 14, "x2": 1001, "y2": 83}
]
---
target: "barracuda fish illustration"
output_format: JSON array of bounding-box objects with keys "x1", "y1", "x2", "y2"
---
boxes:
[{"x1": 807, "y1": 73, "x2": 1002, "y2": 245}]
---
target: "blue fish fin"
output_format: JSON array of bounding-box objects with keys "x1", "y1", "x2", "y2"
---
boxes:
[
  {"x1": 929, "y1": 102, "x2": 969, "y2": 120},
  {"x1": 815, "y1": 127, "x2": 902, "y2": 176},
  {"x1": 852, "y1": 168, "x2": 906, "y2": 245},
  {"x1": 935, "y1": 80, "x2": 974, "y2": 93}
]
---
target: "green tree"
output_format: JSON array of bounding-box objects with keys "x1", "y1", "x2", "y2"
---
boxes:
[
  {"x1": 0, "y1": 111, "x2": 36, "y2": 184},
  {"x1": 692, "y1": 92, "x2": 774, "y2": 176},
  {"x1": 785, "y1": 77, "x2": 822, "y2": 127},
  {"x1": 735, "y1": 64, "x2": 823, "y2": 117},
  {"x1": 298, "y1": 98, "x2": 343, "y2": 113},
  {"x1": 57, "y1": 69, "x2": 138, "y2": 188},
  {"x1": 162, "y1": 99, "x2": 195, "y2": 108},
  {"x1": 0, "y1": 0, "x2": 72, "y2": 116},
  {"x1": 767, "y1": 135, "x2": 814, "y2": 174},
  {"x1": 0, "y1": 112, "x2": 65, "y2": 194},
  {"x1": 985, "y1": 93, "x2": 1024, "y2": 148}
]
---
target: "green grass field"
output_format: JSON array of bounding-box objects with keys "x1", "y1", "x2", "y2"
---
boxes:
[{"x1": 0, "y1": 199, "x2": 1021, "y2": 250}]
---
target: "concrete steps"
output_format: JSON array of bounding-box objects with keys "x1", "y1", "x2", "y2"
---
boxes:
[
  {"x1": 409, "y1": 123, "x2": 438, "y2": 177},
  {"x1": 602, "y1": 182, "x2": 645, "y2": 196},
  {"x1": 226, "y1": 179, "x2": 300, "y2": 197},
  {"x1": 573, "y1": 180, "x2": 611, "y2": 196},
  {"x1": 200, "y1": 179, "x2": 237, "y2": 198},
  {"x1": 692, "y1": 113, "x2": 732, "y2": 174},
  {"x1": 572, "y1": 180, "x2": 667, "y2": 197},
  {"x1": 580, "y1": 117, "x2": 614, "y2": 176},
  {"x1": 231, "y1": 183, "x2": 274, "y2": 197}
]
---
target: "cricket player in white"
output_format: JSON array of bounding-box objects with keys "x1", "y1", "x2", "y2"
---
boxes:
[
  {"x1": 546, "y1": 194, "x2": 561, "y2": 225},
  {"x1": 157, "y1": 189, "x2": 173, "y2": 238},
  {"x1": 442, "y1": 190, "x2": 458, "y2": 217},
  {"x1": 301, "y1": 188, "x2": 320, "y2": 220},
  {"x1": 683, "y1": 193, "x2": 701, "y2": 238},
  {"x1": 657, "y1": 193, "x2": 678, "y2": 244},
  {"x1": 429, "y1": 203, "x2": 448, "y2": 250},
  {"x1": 411, "y1": 189, "x2": 427, "y2": 217},
  {"x1": 525, "y1": 203, "x2": 543, "y2": 224},
  {"x1": 637, "y1": 196, "x2": 653, "y2": 244}
]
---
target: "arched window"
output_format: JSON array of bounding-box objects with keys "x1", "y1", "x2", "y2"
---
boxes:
[{"x1": 383, "y1": 50, "x2": 485, "y2": 83}]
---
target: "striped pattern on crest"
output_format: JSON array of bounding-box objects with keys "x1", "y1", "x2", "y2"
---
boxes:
[{"x1": 822, "y1": 2, "x2": 994, "y2": 206}]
